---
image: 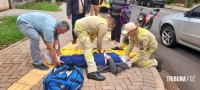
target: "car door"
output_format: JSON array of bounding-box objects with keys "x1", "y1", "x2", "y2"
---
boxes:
[{"x1": 179, "y1": 5, "x2": 200, "y2": 48}]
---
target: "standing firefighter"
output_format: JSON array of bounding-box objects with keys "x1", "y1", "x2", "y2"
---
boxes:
[
  {"x1": 74, "y1": 16, "x2": 116, "y2": 81},
  {"x1": 122, "y1": 22, "x2": 162, "y2": 72}
]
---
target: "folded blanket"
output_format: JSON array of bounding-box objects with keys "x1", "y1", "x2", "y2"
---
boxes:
[{"x1": 60, "y1": 53, "x2": 122, "y2": 67}]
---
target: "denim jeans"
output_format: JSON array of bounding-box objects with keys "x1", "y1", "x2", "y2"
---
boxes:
[{"x1": 16, "y1": 20, "x2": 42, "y2": 65}]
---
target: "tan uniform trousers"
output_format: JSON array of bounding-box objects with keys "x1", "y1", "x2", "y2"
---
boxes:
[
  {"x1": 132, "y1": 49, "x2": 158, "y2": 67},
  {"x1": 90, "y1": 4, "x2": 100, "y2": 16},
  {"x1": 122, "y1": 41, "x2": 158, "y2": 67},
  {"x1": 74, "y1": 29, "x2": 97, "y2": 73}
]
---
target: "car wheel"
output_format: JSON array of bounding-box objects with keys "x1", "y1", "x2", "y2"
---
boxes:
[{"x1": 161, "y1": 26, "x2": 177, "y2": 47}]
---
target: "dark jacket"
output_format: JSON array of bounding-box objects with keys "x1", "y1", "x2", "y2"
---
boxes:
[
  {"x1": 108, "y1": 0, "x2": 128, "y2": 16},
  {"x1": 97, "y1": 58, "x2": 129, "y2": 74},
  {"x1": 67, "y1": 0, "x2": 91, "y2": 16}
]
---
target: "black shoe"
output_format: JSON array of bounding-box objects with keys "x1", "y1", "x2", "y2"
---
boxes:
[
  {"x1": 87, "y1": 72, "x2": 105, "y2": 81},
  {"x1": 72, "y1": 39, "x2": 77, "y2": 44},
  {"x1": 111, "y1": 46, "x2": 122, "y2": 50},
  {"x1": 32, "y1": 63, "x2": 49, "y2": 70},
  {"x1": 156, "y1": 60, "x2": 162, "y2": 72}
]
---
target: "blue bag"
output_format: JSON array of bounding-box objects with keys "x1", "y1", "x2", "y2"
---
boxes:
[
  {"x1": 120, "y1": 0, "x2": 132, "y2": 25},
  {"x1": 43, "y1": 65, "x2": 84, "y2": 90}
]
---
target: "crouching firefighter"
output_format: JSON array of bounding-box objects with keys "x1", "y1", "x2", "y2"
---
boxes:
[
  {"x1": 118, "y1": 22, "x2": 162, "y2": 72},
  {"x1": 74, "y1": 16, "x2": 116, "y2": 81}
]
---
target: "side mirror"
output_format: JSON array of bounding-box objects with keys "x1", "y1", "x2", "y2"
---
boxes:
[{"x1": 184, "y1": 11, "x2": 189, "y2": 17}]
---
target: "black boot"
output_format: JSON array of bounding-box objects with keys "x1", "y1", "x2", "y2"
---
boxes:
[
  {"x1": 111, "y1": 46, "x2": 122, "y2": 50},
  {"x1": 32, "y1": 63, "x2": 49, "y2": 70},
  {"x1": 72, "y1": 39, "x2": 77, "y2": 44},
  {"x1": 87, "y1": 72, "x2": 105, "y2": 81},
  {"x1": 156, "y1": 60, "x2": 162, "y2": 72}
]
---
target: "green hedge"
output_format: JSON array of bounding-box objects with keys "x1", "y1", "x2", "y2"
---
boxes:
[
  {"x1": 186, "y1": 0, "x2": 193, "y2": 8},
  {"x1": 166, "y1": 0, "x2": 174, "y2": 4},
  {"x1": 16, "y1": 1, "x2": 61, "y2": 11},
  {"x1": 0, "y1": 16, "x2": 24, "y2": 50}
]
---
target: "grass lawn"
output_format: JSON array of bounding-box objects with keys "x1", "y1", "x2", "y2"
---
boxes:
[
  {"x1": 16, "y1": 1, "x2": 61, "y2": 11},
  {"x1": 0, "y1": 16, "x2": 24, "y2": 50}
]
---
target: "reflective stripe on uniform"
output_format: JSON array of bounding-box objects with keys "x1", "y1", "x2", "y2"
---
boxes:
[
  {"x1": 85, "y1": 54, "x2": 93, "y2": 60},
  {"x1": 125, "y1": 50, "x2": 131, "y2": 55},
  {"x1": 75, "y1": 23, "x2": 87, "y2": 38},
  {"x1": 118, "y1": 41, "x2": 126, "y2": 49},
  {"x1": 98, "y1": 17, "x2": 107, "y2": 24},
  {"x1": 132, "y1": 55, "x2": 138, "y2": 63},
  {"x1": 146, "y1": 48, "x2": 156, "y2": 56},
  {"x1": 79, "y1": 33, "x2": 87, "y2": 38},
  {"x1": 144, "y1": 60, "x2": 149, "y2": 67},
  {"x1": 75, "y1": 23, "x2": 83, "y2": 31},
  {"x1": 138, "y1": 27, "x2": 148, "y2": 36}
]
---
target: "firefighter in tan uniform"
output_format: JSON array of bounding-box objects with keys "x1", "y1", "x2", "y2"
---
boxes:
[
  {"x1": 122, "y1": 22, "x2": 162, "y2": 72},
  {"x1": 74, "y1": 16, "x2": 116, "y2": 81}
]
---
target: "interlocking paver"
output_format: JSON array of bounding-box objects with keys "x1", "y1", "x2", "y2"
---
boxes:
[
  {"x1": 120, "y1": 83, "x2": 128, "y2": 89},
  {"x1": 7, "y1": 79, "x2": 18, "y2": 83},
  {"x1": 89, "y1": 86, "x2": 96, "y2": 90},
  {"x1": 96, "y1": 86, "x2": 103, "y2": 90},
  {"x1": 115, "y1": 86, "x2": 123, "y2": 90},
  {"x1": 142, "y1": 86, "x2": 156, "y2": 90},
  {"x1": 0, "y1": 60, "x2": 5, "y2": 66},
  {"x1": 0, "y1": 76, "x2": 10, "y2": 83},
  {"x1": 10, "y1": 72, "x2": 21, "y2": 78},
  {"x1": 143, "y1": 82, "x2": 156, "y2": 88},
  {"x1": 127, "y1": 85, "x2": 141, "y2": 90},
  {"x1": 102, "y1": 86, "x2": 115, "y2": 90},
  {"x1": 81, "y1": 86, "x2": 90, "y2": 90},
  {"x1": 0, "y1": 82, "x2": 12, "y2": 87},
  {"x1": 83, "y1": 82, "x2": 96, "y2": 87},
  {"x1": 143, "y1": 79, "x2": 156, "y2": 84},
  {"x1": 4, "y1": 57, "x2": 14, "y2": 63},
  {"x1": 124, "y1": 79, "x2": 132, "y2": 85},
  {"x1": 131, "y1": 81, "x2": 143, "y2": 86},
  {"x1": 0, "y1": 2, "x2": 165, "y2": 90},
  {"x1": 101, "y1": 81, "x2": 108, "y2": 86}
]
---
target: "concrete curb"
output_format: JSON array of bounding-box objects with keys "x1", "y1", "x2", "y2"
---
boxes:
[
  {"x1": 150, "y1": 67, "x2": 165, "y2": 90},
  {"x1": 164, "y1": 5, "x2": 190, "y2": 12},
  {"x1": 0, "y1": 38, "x2": 27, "y2": 53}
]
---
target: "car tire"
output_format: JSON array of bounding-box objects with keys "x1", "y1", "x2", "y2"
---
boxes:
[{"x1": 160, "y1": 26, "x2": 177, "y2": 47}]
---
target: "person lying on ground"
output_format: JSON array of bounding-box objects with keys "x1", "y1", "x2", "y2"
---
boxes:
[{"x1": 45, "y1": 51, "x2": 132, "y2": 74}]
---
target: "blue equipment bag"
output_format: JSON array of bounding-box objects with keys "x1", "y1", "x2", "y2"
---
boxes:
[{"x1": 43, "y1": 65, "x2": 84, "y2": 90}]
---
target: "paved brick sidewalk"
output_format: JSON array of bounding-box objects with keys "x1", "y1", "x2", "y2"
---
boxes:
[{"x1": 0, "y1": 3, "x2": 165, "y2": 90}]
